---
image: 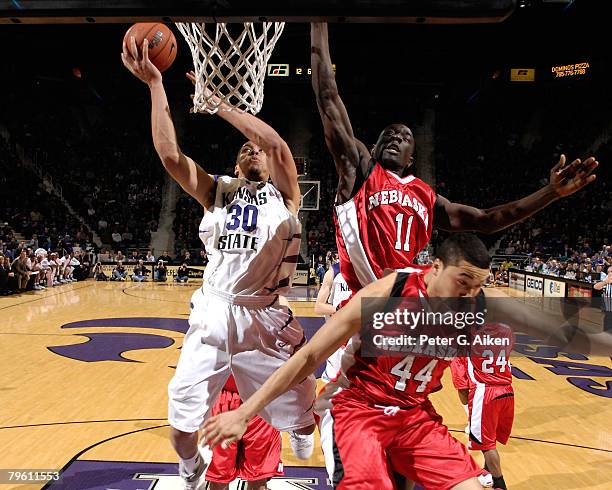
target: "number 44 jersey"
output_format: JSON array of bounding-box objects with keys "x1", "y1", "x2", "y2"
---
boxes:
[
  {"x1": 199, "y1": 176, "x2": 301, "y2": 296},
  {"x1": 334, "y1": 162, "x2": 437, "y2": 294}
]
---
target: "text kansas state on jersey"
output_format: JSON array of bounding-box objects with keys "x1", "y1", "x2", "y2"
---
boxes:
[{"x1": 198, "y1": 175, "x2": 301, "y2": 296}]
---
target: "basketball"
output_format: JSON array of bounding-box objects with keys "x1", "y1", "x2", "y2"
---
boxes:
[{"x1": 123, "y1": 22, "x2": 177, "y2": 72}]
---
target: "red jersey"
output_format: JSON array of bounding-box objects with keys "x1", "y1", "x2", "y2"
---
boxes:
[
  {"x1": 467, "y1": 323, "x2": 514, "y2": 386},
  {"x1": 337, "y1": 267, "x2": 457, "y2": 408},
  {"x1": 334, "y1": 162, "x2": 437, "y2": 293}
]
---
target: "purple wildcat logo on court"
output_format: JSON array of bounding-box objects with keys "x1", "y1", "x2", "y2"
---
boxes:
[{"x1": 48, "y1": 316, "x2": 327, "y2": 375}]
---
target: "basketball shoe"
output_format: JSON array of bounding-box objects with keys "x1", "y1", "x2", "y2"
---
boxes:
[
  {"x1": 478, "y1": 470, "x2": 494, "y2": 488},
  {"x1": 179, "y1": 444, "x2": 212, "y2": 490},
  {"x1": 289, "y1": 431, "x2": 314, "y2": 459}
]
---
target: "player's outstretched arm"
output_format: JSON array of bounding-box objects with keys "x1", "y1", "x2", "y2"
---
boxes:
[
  {"x1": 121, "y1": 38, "x2": 215, "y2": 209},
  {"x1": 186, "y1": 72, "x2": 301, "y2": 215},
  {"x1": 314, "y1": 268, "x2": 336, "y2": 316},
  {"x1": 434, "y1": 154, "x2": 598, "y2": 233},
  {"x1": 484, "y1": 287, "x2": 612, "y2": 356},
  {"x1": 311, "y1": 22, "x2": 370, "y2": 205},
  {"x1": 201, "y1": 272, "x2": 398, "y2": 449}
]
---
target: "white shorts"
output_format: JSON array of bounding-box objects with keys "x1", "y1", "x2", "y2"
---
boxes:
[{"x1": 168, "y1": 285, "x2": 316, "y2": 433}]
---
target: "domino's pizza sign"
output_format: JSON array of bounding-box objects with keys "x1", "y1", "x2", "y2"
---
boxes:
[{"x1": 525, "y1": 275, "x2": 544, "y2": 296}]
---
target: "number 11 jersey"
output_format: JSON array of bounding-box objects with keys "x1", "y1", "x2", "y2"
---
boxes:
[{"x1": 334, "y1": 162, "x2": 437, "y2": 293}]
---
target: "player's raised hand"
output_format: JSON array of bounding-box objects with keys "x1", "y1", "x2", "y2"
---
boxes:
[
  {"x1": 201, "y1": 409, "x2": 248, "y2": 449},
  {"x1": 549, "y1": 154, "x2": 598, "y2": 197},
  {"x1": 121, "y1": 37, "x2": 162, "y2": 87}
]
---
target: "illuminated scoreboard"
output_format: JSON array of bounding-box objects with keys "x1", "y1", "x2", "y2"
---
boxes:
[
  {"x1": 551, "y1": 62, "x2": 591, "y2": 79},
  {"x1": 266, "y1": 63, "x2": 336, "y2": 78}
]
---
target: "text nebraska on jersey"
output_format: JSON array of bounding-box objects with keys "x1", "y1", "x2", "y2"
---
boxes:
[{"x1": 368, "y1": 190, "x2": 429, "y2": 229}]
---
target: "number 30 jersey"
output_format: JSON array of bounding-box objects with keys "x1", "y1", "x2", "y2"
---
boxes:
[
  {"x1": 199, "y1": 175, "x2": 301, "y2": 296},
  {"x1": 334, "y1": 162, "x2": 437, "y2": 294}
]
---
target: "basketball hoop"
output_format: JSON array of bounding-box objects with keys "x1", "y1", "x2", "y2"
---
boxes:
[{"x1": 176, "y1": 21, "x2": 285, "y2": 115}]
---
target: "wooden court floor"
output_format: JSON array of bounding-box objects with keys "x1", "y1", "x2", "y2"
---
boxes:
[{"x1": 1, "y1": 281, "x2": 611, "y2": 489}]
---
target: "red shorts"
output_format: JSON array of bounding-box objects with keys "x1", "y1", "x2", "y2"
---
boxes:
[
  {"x1": 323, "y1": 390, "x2": 482, "y2": 490},
  {"x1": 206, "y1": 389, "x2": 283, "y2": 483},
  {"x1": 450, "y1": 357, "x2": 469, "y2": 390},
  {"x1": 468, "y1": 384, "x2": 514, "y2": 451}
]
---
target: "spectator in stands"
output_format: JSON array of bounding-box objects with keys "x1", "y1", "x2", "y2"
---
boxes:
[
  {"x1": 315, "y1": 255, "x2": 326, "y2": 286},
  {"x1": 0, "y1": 255, "x2": 15, "y2": 295},
  {"x1": 131, "y1": 259, "x2": 148, "y2": 282},
  {"x1": 158, "y1": 250, "x2": 173, "y2": 264},
  {"x1": 196, "y1": 249, "x2": 208, "y2": 266},
  {"x1": 112, "y1": 261, "x2": 127, "y2": 281},
  {"x1": 155, "y1": 260, "x2": 167, "y2": 282},
  {"x1": 544, "y1": 259, "x2": 559, "y2": 276},
  {"x1": 112, "y1": 230, "x2": 123, "y2": 246},
  {"x1": 484, "y1": 268, "x2": 495, "y2": 287},
  {"x1": 38, "y1": 252, "x2": 52, "y2": 287},
  {"x1": 11, "y1": 250, "x2": 29, "y2": 291},
  {"x1": 115, "y1": 250, "x2": 126, "y2": 262},
  {"x1": 30, "y1": 252, "x2": 43, "y2": 290},
  {"x1": 121, "y1": 228, "x2": 133, "y2": 245},
  {"x1": 179, "y1": 250, "x2": 192, "y2": 265},
  {"x1": 495, "y1": 268, "x2": 508, "y2": 286},
  {"x1": 175, "y1": 263, "x2": 189, "y2": 283},
  {"x1": 49, "y1": 252, "x2": 60, "y2": 286},
  {"x1": 93, "y1": 263, "x2": 108, "y2": 281},
  {"x1": 129, "y1": 249, "x2": 141, "y2": 262},
  {"x1": 98, "y1": 248, "x2": 112, "y2": 262},
  {"x1": 79, "y1": 250, "x2": 92, "y2": 279},
  {"x1": 145, "y1": 250, "x2": 155, "y2": 262}
]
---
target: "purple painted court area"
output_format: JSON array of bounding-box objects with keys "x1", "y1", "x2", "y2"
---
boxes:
[
  {"x1": 47, "y1": 460, "x2": 425, "y2": 490},
  {"x1": 48, "y1": 333, "x2": 175, "y2": 362},
  {"x1": 47, "y1": 461, "x2": 332, "y2": 489}
]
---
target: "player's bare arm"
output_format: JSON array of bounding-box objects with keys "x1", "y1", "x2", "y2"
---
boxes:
[
  {"x1": 314, "y1": 268, "x2": 336, "y2": 316},
  {"x1": 201, "y1": 272, "x2": 398, "y2": 448},
  {"x1": 483, "y1": 287, "x2": 612, "y2": 356},
  {"x1": 311, "y1": 22, "x2": 371, "y2": 204},
  {"x1": 434, "y1": 154, "x2": 599, "y2": 233},
  {"x1": 186, "y1": 72, "x2": 301, "y2": 215},
  {"x1": 121, "y1": 37, "x2": 215, "y2": 209}
]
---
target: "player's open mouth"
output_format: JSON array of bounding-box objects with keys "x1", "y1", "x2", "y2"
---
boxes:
[{"x1": 385, "y1": 145, "x2": 400, "y2": 155}]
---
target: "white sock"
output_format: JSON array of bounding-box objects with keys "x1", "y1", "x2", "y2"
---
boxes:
[
  {"x1": 181, "y1": 451, "x2": 200, "y2": 475},
  {"x1": 462, "y1": 403, "x2": 469, "y2": 416}
]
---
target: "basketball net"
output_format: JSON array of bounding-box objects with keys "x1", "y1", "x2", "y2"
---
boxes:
[{"x1": 176, "y1": 22, "x2": 285, "y2": 115}]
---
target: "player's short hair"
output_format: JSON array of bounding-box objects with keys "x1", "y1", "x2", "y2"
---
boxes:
[{"x1": 436, "y1": 233, "x2": 490, "y2": 270}]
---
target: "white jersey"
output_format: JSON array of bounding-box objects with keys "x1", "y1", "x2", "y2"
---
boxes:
[
  {"x1": 328, "y1": 266, "x2": 352, "y2": 310},
  {"x1": 322, "y1": 263, "x2": 353, "y2": 382},
  {"x1": 199, "y1": 175, "x2": 301, "y2": 296}
]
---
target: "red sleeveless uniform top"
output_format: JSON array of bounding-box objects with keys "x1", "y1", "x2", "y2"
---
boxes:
[{"x1": 334, "y1": 162, "x2": 436, "y2": 293}]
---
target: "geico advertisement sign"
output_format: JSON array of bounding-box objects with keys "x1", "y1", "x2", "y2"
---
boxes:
[{"x1": 525, "y1": 275, "x2": 544, "y2": 295}]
